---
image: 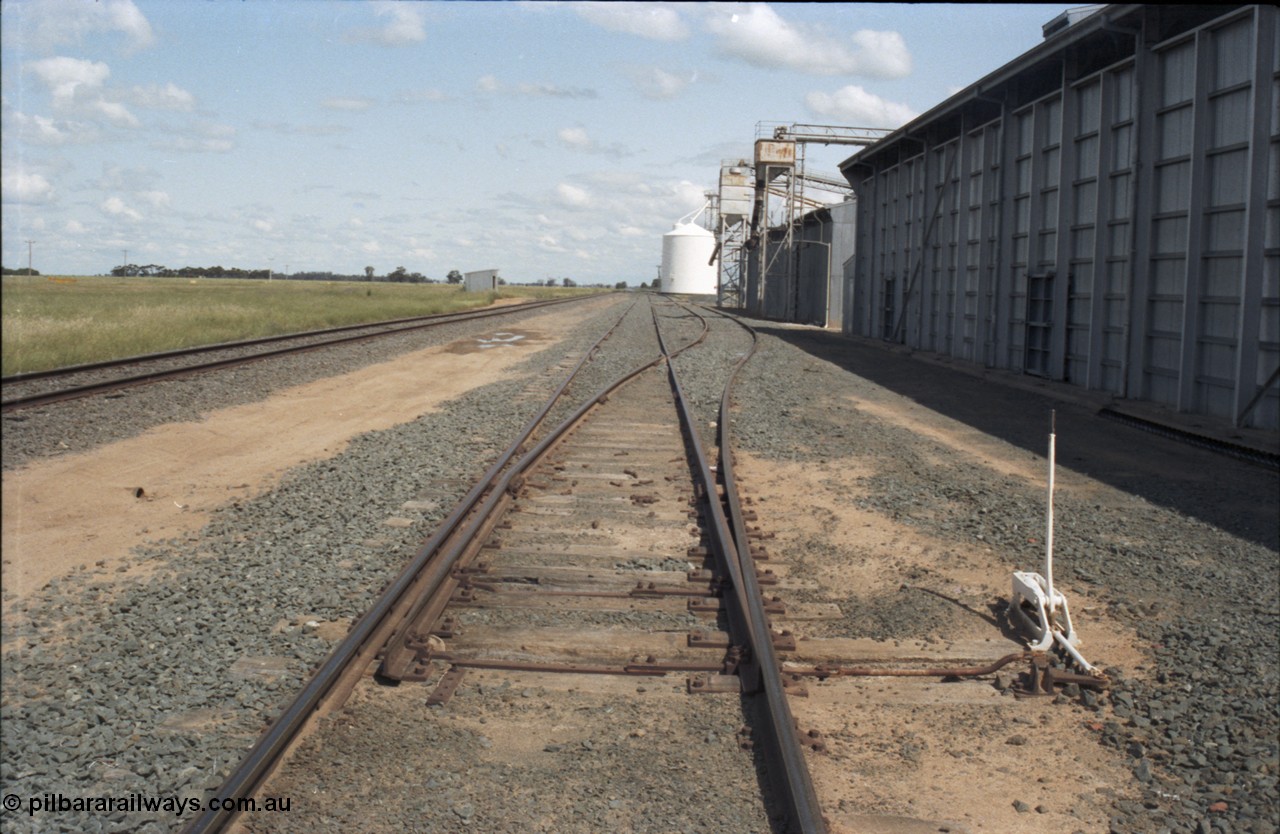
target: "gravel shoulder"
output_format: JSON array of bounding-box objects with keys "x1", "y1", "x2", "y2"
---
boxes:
[{"x1": 730, "y1": 318, "x2": 1279, "y2": 834}]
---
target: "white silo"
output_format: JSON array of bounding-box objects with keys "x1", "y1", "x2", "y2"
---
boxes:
[{"x1": 660, "y1": 207, "x2": 717, "y2": 295}]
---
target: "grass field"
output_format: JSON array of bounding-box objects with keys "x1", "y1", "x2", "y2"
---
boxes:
[{"x1": 1, "y1": 276, "x2": 600, "y2": 376}]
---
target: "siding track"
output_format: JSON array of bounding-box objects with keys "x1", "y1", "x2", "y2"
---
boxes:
[
  {"x1": 183, "y1": 297, "x2": 826, "y2": 834},
  {"x1": 1, "y1": 297, "x2": 584, "y2": 413}
]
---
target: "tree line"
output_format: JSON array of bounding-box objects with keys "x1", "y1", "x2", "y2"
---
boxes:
[
  {"x1": 6, "y1": 262, "x2": 631, "y2": 289},
  {"x1": 107, "y1": 264, "x2": 465, "y2": 283}
]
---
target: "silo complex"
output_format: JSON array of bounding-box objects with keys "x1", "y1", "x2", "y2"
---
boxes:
[{"x1": 659, "y1": 221, "x2": 716, "y2": 295}]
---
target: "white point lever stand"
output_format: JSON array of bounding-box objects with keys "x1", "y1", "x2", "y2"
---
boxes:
[{"x1": 1010, "y1": 411, "x2": 1098, "y2": 674}]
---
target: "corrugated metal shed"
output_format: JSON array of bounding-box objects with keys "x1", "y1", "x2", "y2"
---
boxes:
[
  {"x1": 744, "y1": 201, "x2": 857, "y2": 328},
  {"x1": 464, "y1": 269, "x2": 499, "y2": 292},
  {"x1": 839, "y1": 4, "x2": 1278, "y2": 430}
]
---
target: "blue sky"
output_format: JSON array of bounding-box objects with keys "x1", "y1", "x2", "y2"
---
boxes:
[{"x1": 2, "y1": 1, "x2": 1069, "y2": 284}]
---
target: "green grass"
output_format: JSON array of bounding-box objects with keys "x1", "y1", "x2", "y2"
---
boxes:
[{"x1": 1, "y1": 276, "x2": 601, "y2": 376}]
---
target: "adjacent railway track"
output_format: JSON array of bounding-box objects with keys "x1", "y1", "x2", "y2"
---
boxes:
[
  {"x1": 179, "y1": 297, "x2": 828, "y2": 834},
  {"x1": 0, "y1": 296, "x2": 586, "y2": 413}
]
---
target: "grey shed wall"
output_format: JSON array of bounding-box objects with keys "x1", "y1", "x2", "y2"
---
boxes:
[
  {"x1": 840, "y1": 4, "x2": 1279, "y2": 430},
  {"x1": 464, "y1": 269, "x2": 499, "y2": 292},
  {"x1": 744, "y1": 200, "x2": 857, "y2": 327}
]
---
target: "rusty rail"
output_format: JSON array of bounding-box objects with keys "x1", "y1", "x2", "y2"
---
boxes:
[
  {"x1": 179, "y1": 298, "x2": 648, "y2": 834},
  {"x1": 659, "y1": 302, "x2": 828, "y2": 834}
]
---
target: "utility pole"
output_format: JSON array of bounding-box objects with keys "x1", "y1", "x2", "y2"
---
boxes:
[{"x1": 26, "y1": 239, "x2": 33, "y2": 275}]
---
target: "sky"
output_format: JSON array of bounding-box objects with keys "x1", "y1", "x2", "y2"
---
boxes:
[{"x1": 1, "y1": 1, "x2": 1072, "y2": 284}]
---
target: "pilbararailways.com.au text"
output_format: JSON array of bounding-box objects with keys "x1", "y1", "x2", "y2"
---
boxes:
[{"x1": 3, "y1": 792, "x2": 292, "y2": 817}]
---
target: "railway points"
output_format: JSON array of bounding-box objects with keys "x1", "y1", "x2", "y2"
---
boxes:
[{"x1": 2, "y1": 294, "x2": 1275, "y2": 834}]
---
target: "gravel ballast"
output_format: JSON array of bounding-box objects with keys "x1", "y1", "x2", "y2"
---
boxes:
[
  {"x1": 729, "y1": 317, "x2": 1278, "y2": 834},
  {"x1": 2, "y1": 296, "x2": 1275, "y2": 834}
]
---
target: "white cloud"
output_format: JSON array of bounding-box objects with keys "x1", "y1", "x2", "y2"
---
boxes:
[
  {"x1": 848, "y1": 29, "x2": 912, "y2": 77},
  {"x1": 573, "y1": 3, "x2": 690, "y2": 41},
  {"x1": 704, "y1": 5, "x2": 911, "y2": 78},
  {"x1": 556, "y1": 183, "x2": 592, "y2": 208},
  {"x1": 347, "y1": 3, "x2": 427, "y2": 46},
  {"x1": 65, "y1": 219, "x2": 86, "y2": 234},
  {"x1": 373, "y1": 3, "x2": 427, "y2": 45},
  {"x1": 672, "y1": 180, "x2": 709, "y2": 213},
  {"x1": 557, "y1": 127, "x2": 592, "y2": 150},
  {"x1": 629, "y1": 66, "x2": 694, "y2": 100},
  {"x1": 26, "y1": 56, "x2": 141, "y2": 127},
  {"x1": 252, "y1": 219, "x2": 273, "y2": 233},
  {"x1": 2, "y1": 170, "x2": 54, "y2": 204},
  {"x1": 20, "y1": 0, "x2": 154, "y2": 52},
  {"x1": 151, "y1": 122, "x2": 236, "y2": 153},
  {"x1": 516, "y1": 82, "x2": 596, "y2": 99},
  {"x1": 253, "y1": 121, "x2": 348, "y2": 137},
  {"x1": 361, "y1": 240, "x2": 381, "y2": 254},
  {"x1": 139, "y1": 190, "x2": 170, "y2": 208},
  {"x1": 805, "y1": 85, "x2": 917, "y2": 128},
  {"x1": 538, "y1": 234, "x2": 568, "y2": 252},
  {"x1": 101, "y1": 196, "x2": 141, "y2": 220},
  {"x1": 28, "y1": 56, "x2": 110, "y2": 104},
  {"x1": 124, "y1": 82, "x2": 196, "y2": 111},
  {"x1": 321, "y1": 97, "x2": 376, "y2": 112},
  {"x1": 93, "y1": 164, "x2": 161, "y2": 192},
  {"x1": 7, "y1": 112, "x2": 92, "y2": 145},
  {"x1": 90, "y1": 98, "x2": 139, "y2": 127},
  {"x1": 477, "y1": 76, "x2": 596, "y2": 99}
]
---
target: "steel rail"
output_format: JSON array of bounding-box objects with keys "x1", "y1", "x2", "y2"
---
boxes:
[
  {"x1": 377, "y1": 305, "x2": 711, "y2": 680},
  {"x1": 179, "y1": 299, "x2": 637, "y2": 834},
  {"x1": 1, "y1": 296, "x2": 586, "y2": 412},
  {"x1": 662, "y1": 301, "x2": 828, "y2": 834},
  {"x1": 181, "y1": 299, "x2": 708, "y2": 834}
]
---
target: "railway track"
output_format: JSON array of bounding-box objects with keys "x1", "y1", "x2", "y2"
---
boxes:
[
  {"x1": 0, "y1": 296, "x2": 585, "y2": 413},
  {"x1": 10, "y1": 290, "x2": 1246, "y2": 833},
  {"x1": 178, "y1": 296, "x2": 826, "y2": 833}
]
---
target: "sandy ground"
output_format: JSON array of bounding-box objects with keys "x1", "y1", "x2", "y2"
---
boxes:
[
  {"x1": 736, "y1": 423, "x2": 1147, "y2": 832},
  {"x1": 1, "y1": 301, "x2": 608, "y2": 612}
]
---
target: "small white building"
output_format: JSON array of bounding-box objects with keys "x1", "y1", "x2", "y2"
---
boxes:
[{"x1": 463, "y1": 269, "x2": 500, "y2": 292}]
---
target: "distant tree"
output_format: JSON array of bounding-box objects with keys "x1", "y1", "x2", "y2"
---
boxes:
[
  {"x1": 365, "y1": 266, "x2": 375, "y2": 280},
  {"x1": 497, "y1": 277, "x2": 506, "y2": 286},
  {"x1": 408, "y1": 271, "x2": 425, "y2": 283},
  {"x1": 389, "y1": 266, "x2": 408, "y2": 282},
  {"x1": 640, "y1": 281, "x2": 649, "y2": 289},
  {"x1": 546, "y1": 278, "x2": 560, "y2": 287},
  {"x1": 614, "y1": 281, "x2": 627, "y2": 290},
  {"x1": 446, "y1": 270, "x2": 463, "y2": 285},
  {"x1": 3, "y1": 266, "x2": 40, "y2": 276},
  {"x1": 562, "y1": 278, "x2": 576, "y2": 287}
]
